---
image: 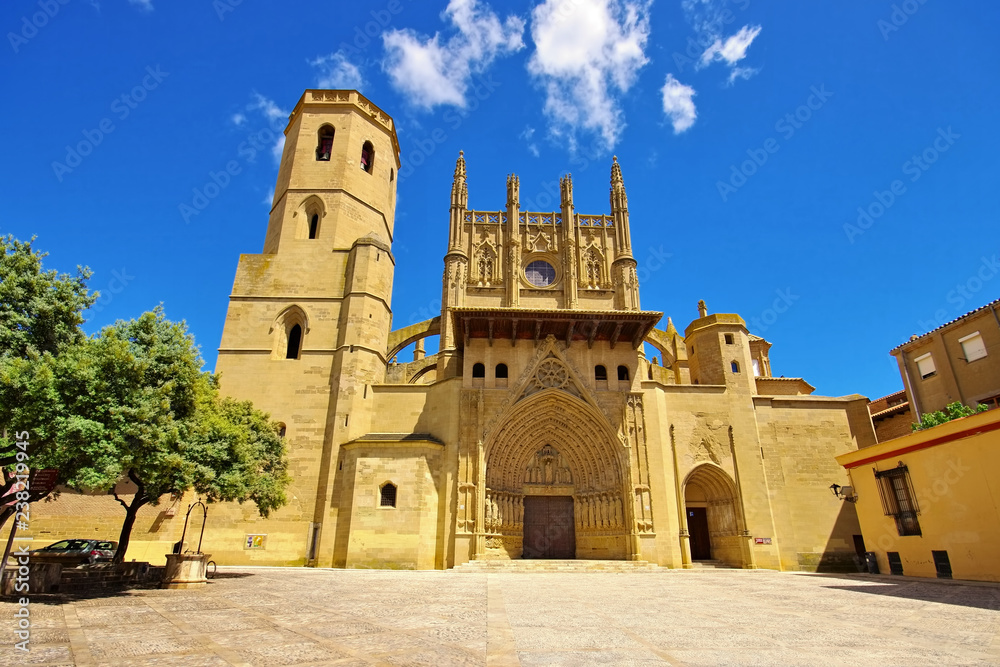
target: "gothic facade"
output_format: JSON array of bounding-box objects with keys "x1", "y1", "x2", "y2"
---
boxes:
[{"x1": 29, "y1": 90, "x2": 878, "y2": 570}]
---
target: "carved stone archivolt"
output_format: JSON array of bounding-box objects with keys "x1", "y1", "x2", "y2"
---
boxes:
[{"x1": 485, "y1": 390, "x2": 624, "y2": 495}]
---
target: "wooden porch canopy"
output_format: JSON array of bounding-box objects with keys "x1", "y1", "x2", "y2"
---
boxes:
[{"x1": 452, "y1": 307, "x2": 662, "y2": 350}]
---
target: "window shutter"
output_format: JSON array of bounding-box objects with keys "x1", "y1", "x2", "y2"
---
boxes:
[
  {"x1": 915, "y1": 353, "x2": 936, "y2": 379},
  {"x1": 959, "y1": 333, "x2": 987, "y2": 362}
]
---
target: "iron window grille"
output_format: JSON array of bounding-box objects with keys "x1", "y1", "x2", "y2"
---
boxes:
[
  {"x1": 874, "y1": 464, "x2": 921, "y2": 536},
  {"x1": 380, "y1": 483, "x2": 397, "y2": 508}
]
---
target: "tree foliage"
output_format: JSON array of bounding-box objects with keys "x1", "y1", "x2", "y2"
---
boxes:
[
  {"x1": 30, "y1": 309, "x2": 290, "y2": 562},
  {"x1": 0, "y1": 236, "x2": 289, "y2": 562},
  {"x1": 0, "y1": 235, "x2": 95, "y2": 359},
  {"x1": 912, "y1": 401, "x2": 990, "y2": 432},
  {"x1": 0, "y1": 235, "x2": 97, "y2": 525}
]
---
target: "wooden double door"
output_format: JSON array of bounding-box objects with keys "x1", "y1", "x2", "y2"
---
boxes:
[{"x1": 522, "y1": 496, "x2": 575, "y2": 559}]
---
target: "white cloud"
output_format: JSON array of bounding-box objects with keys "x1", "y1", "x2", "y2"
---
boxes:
[
  {"x1": 310, "y1": 52, "x2": 365, "y2": 90},
  {"x1": 727, "y1": 65, "x2": 758, "y2": 85},
  {"x1": 661, "y1": 74, "x2": 697, "y2": 134},
  {"x1": 248, "y1": 94, "x2": 289, "y2": 164},
  {"x1": 519, "y1": 126, "x2": 540, "y2": 157},
  {"x1": 231, "y1": 113, "x2": 247, "y2": 127},
  {"x1": 128, "y1": 0, "x2": 153, "y2": 12},
  {"x1": 263, "y1": 189, "x2": 274, "y2": 207},
  {"x1": 528, "y1": 0, "x2": 652, "y2": 151},
  {"x1": 383, "y1": 0, "x2": 525, "y2": 110},
  {"x1": 699, "y1": 25, "x2": 762, "y2": 68}
]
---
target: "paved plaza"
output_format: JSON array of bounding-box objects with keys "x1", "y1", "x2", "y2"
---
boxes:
[{"x1": 2, "y1": 567, "x2": 999, "y2": 666}]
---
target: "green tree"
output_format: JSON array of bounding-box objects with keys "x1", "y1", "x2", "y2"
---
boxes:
[
  {"x1": 0, "y1": 235, "x2": 95, "y2": 359},
  {"x1": 0, "y1": 235, "x2": 96, "y2": 526},
  {"x1": 39, "y1": 309, "x2": 290, "y2": 563},
  {"x1": 912, "y1": 401, "x2": 990, "y2": 432}
]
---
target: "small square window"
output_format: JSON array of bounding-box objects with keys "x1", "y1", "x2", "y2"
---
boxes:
[
  {"x1": 724, "y1": 334, "x2": 734, "y2": 345},
  {"x1": 959, "y1": 332, "x2": 987, "y2": 362},
  {"x1": 915, "y1": 353, "x2": 936, "y2": 379}
]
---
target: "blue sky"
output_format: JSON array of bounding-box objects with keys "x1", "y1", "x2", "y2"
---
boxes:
[{"x1": 2, "y1": 0, "x2": 998, "y2": 401}]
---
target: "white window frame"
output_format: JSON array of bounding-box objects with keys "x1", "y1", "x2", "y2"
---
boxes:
[
  {"x1": 915, "y1": 353, "x2": 936, "y2": 379},
  {"x1": 958, "y1": 332, "x2": 987, "y2": 362}
]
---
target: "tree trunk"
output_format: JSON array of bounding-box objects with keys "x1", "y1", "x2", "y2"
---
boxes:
[
  {"x1": 112, "y1": 471, "x2": 148, "y2": 565},
  {"x1": 113, "y1": 503, "x2": 142, "y2": 564}
]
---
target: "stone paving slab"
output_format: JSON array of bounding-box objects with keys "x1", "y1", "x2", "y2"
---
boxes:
[{"x1": 0, "y1": 568, "x2": 998, "y2": 665}]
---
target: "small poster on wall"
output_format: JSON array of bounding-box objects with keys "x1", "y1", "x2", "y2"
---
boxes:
[
  {"x1": 245, "y1": 534, "x2": 267, "y2": 550},
  {"x1": 755, "y1": 537, "x2": 772, "y2": 545}
]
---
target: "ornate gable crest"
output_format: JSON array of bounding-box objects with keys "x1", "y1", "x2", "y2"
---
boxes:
[
  {"x1": 481, "y1": 335, "x2": 611, "y2": 441},
  {"x1": 529, "y1": 230, "x2": 554, "y2": 252}
]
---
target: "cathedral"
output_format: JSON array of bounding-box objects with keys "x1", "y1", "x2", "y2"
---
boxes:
[{"x1": 202, "y1": 89, "x2": 878, "y2": 571}]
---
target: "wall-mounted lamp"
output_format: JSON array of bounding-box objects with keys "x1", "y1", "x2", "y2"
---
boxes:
[{"x1": 830, "y1": 483, "x2": 858, "y2": 503}]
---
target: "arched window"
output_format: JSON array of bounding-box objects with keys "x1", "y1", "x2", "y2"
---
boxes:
[
  {"x1": 390, "y1": 168, "x2": 395, "y2": 182},
  {"x1": 496, "y1": 363, "x2": 508, "y2": 379},
  {"x1": 309, "y1": 214, "x2": 319, "y2": 240},
  {"x1": 361, "y1": 141, "x2": 374, "y2": 172},
  {"x1": 472, "y1": 363, "x2": 486, "y2": 378},
  {"x1": 618, "y1": 365, "x2": 630, "y2": 381},
  {"x1": 316, "y1": 126, "x2": 334, "y2": 161},
  {"x1": 731, "y1": 361, "x2": 740, "y2": 373},
  {"x1": 277, "y1": 423, "x2": 287, "y2": 438},
  {"x1": 380, "y1": 483, "x2": 397, "y2": 508},
  {"x1": 286, "y1": 324, "x2": 302, "y2": 360},
  {"x1": 595, "y1": 365, "x2": 608, "y2": 381}
]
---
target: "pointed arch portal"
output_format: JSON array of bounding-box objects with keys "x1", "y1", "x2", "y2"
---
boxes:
[
  {"x1": 480, "y1": 389, "x2": 634, "y2": 560},
  {"x1": 683, "y1": 464, "x2": 743, "y2": 566}
]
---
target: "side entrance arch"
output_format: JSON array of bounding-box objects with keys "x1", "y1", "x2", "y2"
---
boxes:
[{"x1": 683, "y1": 464, "x2": 742, "y2": 566}]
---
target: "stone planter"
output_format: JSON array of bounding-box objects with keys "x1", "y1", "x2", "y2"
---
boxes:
[{"x1": 161, "y1": 553, "x2": 211, "y2": 589}]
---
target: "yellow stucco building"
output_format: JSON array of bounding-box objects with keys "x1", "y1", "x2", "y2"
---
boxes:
[
  {"x1": 29, "y1": 90, "x2": 881, "y2": 571},
  {"x1": 837, "y1": 408, "x2": 1000, "y2": 582}
]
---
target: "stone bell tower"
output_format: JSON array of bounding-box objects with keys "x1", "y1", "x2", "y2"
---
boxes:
[{"x1": 214, "y1": 90, "x2": 400, "y2": 566}]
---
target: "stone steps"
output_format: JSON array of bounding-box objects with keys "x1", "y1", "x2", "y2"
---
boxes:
[
  {"x1": 452, "y1": 559, "x2": 665, "y2": 573},
  {"x1": 688, "y1": 560, "x2": 736, "y2": 569}
]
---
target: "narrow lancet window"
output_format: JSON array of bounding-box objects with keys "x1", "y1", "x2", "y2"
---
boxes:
[
  {"x1": 361, "y1": 141, "x2": 374, "y2": 172},
  {"x1": 286, "y1": 324, "x2": 302, "y2": 359},
  {"x1": 316, "y1": 126, "x2": 334, "y2": 161}
]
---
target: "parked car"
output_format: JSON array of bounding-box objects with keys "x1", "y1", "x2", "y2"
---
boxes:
[{"x1": 29, "y1": 539, "x2": 117, "y2": 564}]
